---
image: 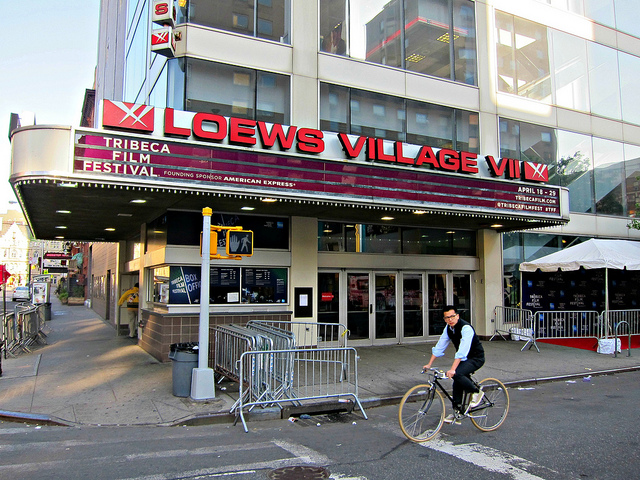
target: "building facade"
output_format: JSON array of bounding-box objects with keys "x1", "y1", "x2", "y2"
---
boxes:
[{"x1": 10, "y1": 0, "x2": 640, "y2": 361}]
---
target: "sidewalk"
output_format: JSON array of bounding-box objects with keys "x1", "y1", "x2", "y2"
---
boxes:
[{"x1": 2, "y1": 298, "x2": 639, "y2": 427}]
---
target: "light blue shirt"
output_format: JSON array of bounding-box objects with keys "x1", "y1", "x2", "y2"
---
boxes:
[{"x1": 431, "y1": 324, "x2": 474, "y2": 361}]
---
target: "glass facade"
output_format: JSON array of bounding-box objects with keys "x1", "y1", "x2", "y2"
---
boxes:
[
  {"x1": 320, "y1": 83, "x2": 479, "y2": 151},
  {"x1": 320, "y1": 0, "x2": 477, "y2": 85},
  {"x1": 499, "y1": 118, "x2": 635, "y2": 217},
  {"x1": 495, "y1": 8, "x2": 640, "y2": 126}
]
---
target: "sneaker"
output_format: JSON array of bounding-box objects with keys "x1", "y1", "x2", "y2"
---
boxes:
[
  {"x1": 466, "y1": 391, "x2": 484, "y2": 412},
  {"x1": 443, "y1": 414, "x2": 461, "y2": 425}
]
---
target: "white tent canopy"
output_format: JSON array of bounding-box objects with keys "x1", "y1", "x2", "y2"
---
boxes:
[{"x1": 519, "y1": 239, "x2": 640, "y2": 272}]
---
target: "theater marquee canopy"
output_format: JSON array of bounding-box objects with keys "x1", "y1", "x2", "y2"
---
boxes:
[{"x1": 9, "y1": 101, "x2": 569, "y2": 242}]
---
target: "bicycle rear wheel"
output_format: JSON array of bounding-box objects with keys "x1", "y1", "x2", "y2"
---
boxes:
[
  {"x1": 398, "y1": 384, "x2": 445, "y2": 442},
  {"x1": 470, "y1": 378, "x2": 509, "y2": 432}
]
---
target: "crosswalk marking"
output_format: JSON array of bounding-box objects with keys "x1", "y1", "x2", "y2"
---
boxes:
[{"x1": 421, "y1": 438, "x2": 564, "y2": 480}]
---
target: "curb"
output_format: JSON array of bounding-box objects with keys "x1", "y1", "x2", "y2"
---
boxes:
[{"x1": 2, "y1": 366, "x2": 640, "y2": 428}]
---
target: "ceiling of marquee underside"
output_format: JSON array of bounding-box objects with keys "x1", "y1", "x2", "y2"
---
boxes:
[{"x1": 13, "y1": 180, "x2": 565, "y2": 242}]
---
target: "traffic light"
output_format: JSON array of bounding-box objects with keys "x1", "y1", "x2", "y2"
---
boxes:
[{"x1": 226, "y1": 230, "x2": 253, "y2": 256}]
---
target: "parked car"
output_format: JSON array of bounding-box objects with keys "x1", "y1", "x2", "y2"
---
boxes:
[{"x1": 12, "y1": 286, "x2": 30, "y2": 302}]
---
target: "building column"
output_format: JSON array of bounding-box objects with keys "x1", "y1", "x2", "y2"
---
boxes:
[
  {"x1": 290, "y1": 216, "x2": 318, "y2": 321},
  {"x1": 476, "y1": 229, "x2": 502, "y2": 337}
]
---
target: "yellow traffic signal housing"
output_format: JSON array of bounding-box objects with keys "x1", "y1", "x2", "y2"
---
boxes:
[
  {"x1": 226, "y1": 230, "x2": 253, "y2": 256},
  {"x1": 200, "y1": 230, "x2": 218, "y2": 257}
]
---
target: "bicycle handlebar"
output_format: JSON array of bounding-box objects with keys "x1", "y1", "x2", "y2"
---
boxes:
[{"x1": 421, "y1": 367, "x2": 448, "y2": 379}]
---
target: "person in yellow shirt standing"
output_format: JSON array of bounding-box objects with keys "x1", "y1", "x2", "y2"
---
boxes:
[{"x1": 118, "y1": 282, "x2": 139, "y2": 338}]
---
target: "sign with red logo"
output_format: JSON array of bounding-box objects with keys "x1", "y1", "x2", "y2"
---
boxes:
[
  {"x1": 152, "y1": 0, "x2": 176, "y2": 27},
  {"x1": 523, "y1": 161, "x2": 549, "y2": 182},
  {"x1": 151, "y1": 27, "x2": 175, "y2": 57},
  {"x1": 321, "y1": 292, "x2": 334, "y2": 302},
  {"x1": 103, "y1": 101, "x2": 154, "y2": 132}
]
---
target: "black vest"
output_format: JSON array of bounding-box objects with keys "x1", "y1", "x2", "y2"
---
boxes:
[{"x1": 446, "y1": 318, "x2": 485, "y2": 360}]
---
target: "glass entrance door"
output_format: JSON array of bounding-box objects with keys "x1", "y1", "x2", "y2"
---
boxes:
[
  {"x1": 403, "y1": 274, "x2": 423, "y2": 337},
  {"x1": 375, "y1": 273, "x2": 396, "y2": 340},
  {"x1": 347, "y1": 272, "x2": 369, "y2": 340},
  {"x1": 428, "y1": 273, "x2": 447, "y2": 336}
]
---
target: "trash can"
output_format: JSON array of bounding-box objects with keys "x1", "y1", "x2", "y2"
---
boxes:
[
  {"x1": 44, "y1": 303, "x2": 51, "y2": 321},
  {"x1": 168, "y1": 342, "x2": 199, "y2": 397}
]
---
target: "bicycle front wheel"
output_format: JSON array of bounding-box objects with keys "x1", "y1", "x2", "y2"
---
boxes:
[
  {"x1": 398, "y1": 384, "x2": 445, "y2": 442},
  {"x1": 470, "y1": 378, "x2": 509, "y2": 432}
]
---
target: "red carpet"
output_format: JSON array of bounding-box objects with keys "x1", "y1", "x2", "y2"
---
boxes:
[{"x1": 538, "y1": 335, "x2": 640, "y2": 351}]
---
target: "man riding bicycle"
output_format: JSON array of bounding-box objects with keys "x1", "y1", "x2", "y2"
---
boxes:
[{"x1": 423, "y1": 305, "x2": 485, "y2": 423}]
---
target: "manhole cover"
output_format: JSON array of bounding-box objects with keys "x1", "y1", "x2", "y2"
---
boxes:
[{"x1": 267, "y1": 465, "x2": 330, "y2": 479}]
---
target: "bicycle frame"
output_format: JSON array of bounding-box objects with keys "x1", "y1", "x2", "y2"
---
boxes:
[{"x1": 424, "y1": 371, "x2": 489, "y2": 416}]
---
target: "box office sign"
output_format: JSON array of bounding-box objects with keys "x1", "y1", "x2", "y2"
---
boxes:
[
  {"x1": 166, "y1": 266, "x2": 287, "y2": 305},
  {"x1": 75, "y1": 129, "x2": 562, "y2": 219}
]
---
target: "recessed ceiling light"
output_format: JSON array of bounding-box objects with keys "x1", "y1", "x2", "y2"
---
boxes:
[
  {"x1": 241, "y1": 206, "x2": 255, "y2": 211},
  {"x1": 446, "y1": 231, "x2": 455, "y2": 234},
  {"x1": 261, "y1": 198, "x2": 277, "y2": 203},
  {"x1": 58, "y1": 182, "x2": 78, "y2": 188},
  {"x1": 413, "y1": 210, "x2": 426, "y2": 215},
  {"x1": 491, "y1": 224, "x2": 503, "y2": 228},
  {"x1": 55, "y1": 236, "x2": 65, "y2": 239},
  {"x1": 130, "y1": 199, "x2": 147, "y2": 204},
  {"x1": 55, "y1": 225, "x2": 67, "y2": 229},
  {"x1": 381, "y1": 216, "x2": 394, "y2": 221},
  {"x1": 104, "y1": 228, "x2": 116, "y2": 232},
  {"x1": 56, "y1": 210, "x2": 71, "y2": 214}
]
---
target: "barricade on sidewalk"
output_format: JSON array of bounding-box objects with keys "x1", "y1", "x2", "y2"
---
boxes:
[
  {"x1": 2, "y1": 303, "x2": 48, "y2": 357},
  {"x1": 235, "y1": 347, "x2": 367, "y2": 433},
  {"x1": 535, "y1": 310, "x2": 602, "y2": 340},
  {"x1": 245, "y1": 320, "x2": 348, "y2": 348},
  {"x1": 490, "y1": 306, "x2": 538, "y2": 352}
]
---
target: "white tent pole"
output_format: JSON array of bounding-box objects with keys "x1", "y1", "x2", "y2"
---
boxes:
[{"x1": 605, "y1": 267, "x2": 609, "y2": 338}]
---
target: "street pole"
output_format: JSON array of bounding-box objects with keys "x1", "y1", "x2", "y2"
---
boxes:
[{"x1": 190, "y1": 207, "x2": 215, "y2": 400}]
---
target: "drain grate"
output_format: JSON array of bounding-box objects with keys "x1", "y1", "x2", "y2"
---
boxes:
[{"x1": 267, "y1": 465, "x2": 330, "y2": 479}]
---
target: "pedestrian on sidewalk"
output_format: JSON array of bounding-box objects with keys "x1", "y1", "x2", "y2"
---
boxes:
[
  {"x1": 423, "y1": 304, "x2": 485, "y2": 422},
  {"x1": 118, "y1": 282, "x2": 139, "y2": 338}
]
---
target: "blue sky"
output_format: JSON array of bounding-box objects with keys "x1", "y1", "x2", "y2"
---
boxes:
[{"x1": 1, "y1": 0, "x2": 100, "y2": 211}]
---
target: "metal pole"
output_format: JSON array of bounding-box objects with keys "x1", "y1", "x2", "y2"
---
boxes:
[{"x1": 190, "y1": 207, "x2": 215, "y2": 400}]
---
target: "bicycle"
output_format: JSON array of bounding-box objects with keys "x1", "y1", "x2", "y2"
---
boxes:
[{"x1": 398, "y1": 368, "x2": 509, "y2": 442}]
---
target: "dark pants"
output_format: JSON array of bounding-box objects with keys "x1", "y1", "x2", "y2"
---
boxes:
[{"x1": 452, "y1": 356, "x2": 485, "y2": 410}]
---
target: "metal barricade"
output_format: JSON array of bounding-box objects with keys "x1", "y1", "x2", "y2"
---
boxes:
[
  {"x1": 490, "y1": 306, "x2": 538, "y2": 352},
  {"x1": 244, "y1": 320, "x2": 349, "y2": 348},
  {"x1": 3, "y1": 303, "x2": 47, "y2": 356},
  {"x1": 535, "y1": 310, "x2": 602, "y2": 340},
  {"x1": 209, "y1": 324, "x2": 274, "y2": 411},
  {"x1": 209, "y1": 324, "x2": 272, "y2": 382},
  {"x1": 601, "y1": 309, "x2": 640, "y2": 337},
  {"x1": 235, "y1": 347, "x2": 367, "y2": 433}
]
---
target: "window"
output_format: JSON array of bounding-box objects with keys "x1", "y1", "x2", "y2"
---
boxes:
[
  {"x1": 593, "y1": 137, "x2": 624, "y2": 215},
  {"x1": 186, "y1": 0, "x2": 290, "y2": 43},
  {"x1": 154, "y1": 266, "x2": 288, "y2": 305},
  {"x1": 124, "y1": 3, "x2": 148, "y2": 103},
  {"x1": 321, "y1": 83, "x2": 479, "y2": 149},
  {"x1": 624, "y1": 144, "x2": 640, "y2": 218},
  {"x1": 319, "y1": 222, "x2": 476, "y2": 255},
  {"x1": 495, "y1": 12, "x2": 551, "y2": 102},
  {"x1": 551, "y1": 30, "x2": 589, "y2": 113},
  {"x1": 556, "y1": 130, "x2": 594, "y2": 213},
  {"x1": 183, "y1": 59, "x2": 290, "y2": 124},
  {"x1": 320, "y1": 0, "x2": 477, "y2": 84}
]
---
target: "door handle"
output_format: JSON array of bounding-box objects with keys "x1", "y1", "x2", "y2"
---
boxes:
[{"x1": 370, "y1": 304, "x2": 373, "y2": 314}]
